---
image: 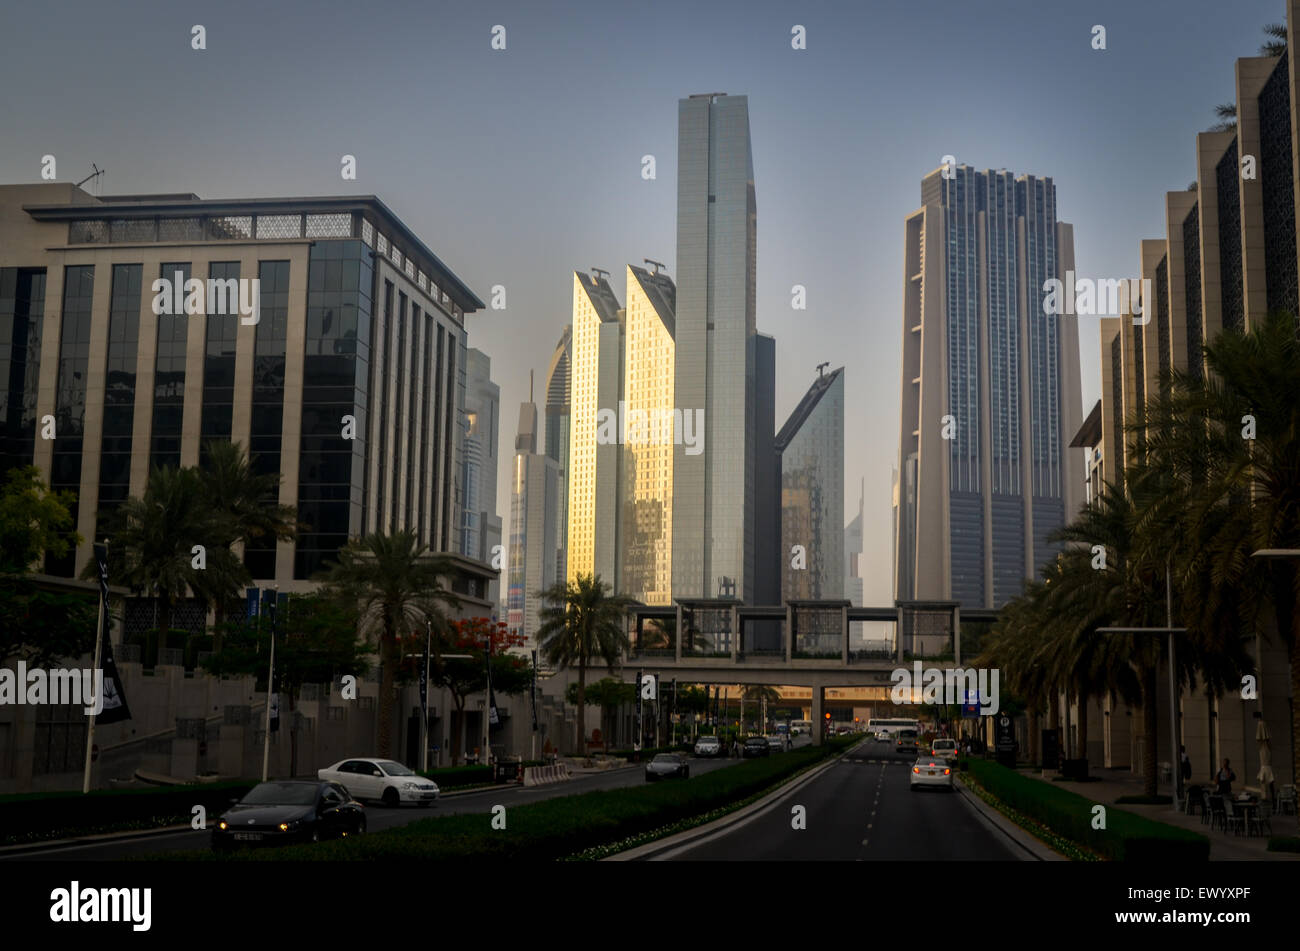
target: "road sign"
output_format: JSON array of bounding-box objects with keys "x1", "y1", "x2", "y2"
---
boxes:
[
  {"x1": 995, "y1": 713, "x2": 1016, "y2": 767},
  {"x1": 962, "y1": 691, "x2": 980, "y2": 718}
]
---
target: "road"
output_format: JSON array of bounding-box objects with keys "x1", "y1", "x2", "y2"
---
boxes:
[
  {"x1": 0, "y1": 742, "x2": 786, "y2": 861},
  {"x1": 649, "y1": 737, "x2": 1027, "y2": 860}
]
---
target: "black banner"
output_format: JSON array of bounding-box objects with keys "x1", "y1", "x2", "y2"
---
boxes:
[{"x1": 92, "y1": 543, "x2": 130, "y2": 725}]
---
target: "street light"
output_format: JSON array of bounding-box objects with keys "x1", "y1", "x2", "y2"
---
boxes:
[{"x1": 1098, "y1": 564, "x2": 1183, "y2": 812}]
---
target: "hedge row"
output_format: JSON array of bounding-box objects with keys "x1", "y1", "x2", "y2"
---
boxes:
[
  {"x1": 169, "y1": 737, "x2": 858, "y2": 861},
  {"x1": 964, "y1": 758, "x2": 1209, "y2": 862},
  {"x1": 0, "y1": 780, "x2": 257, "y2": 847}
]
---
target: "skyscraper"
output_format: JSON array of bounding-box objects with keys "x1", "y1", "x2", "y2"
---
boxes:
[
  {"x1": 619, "y1": 263, "x2": 676, "y2": 605},
  {"x1": 567, "y1": 269, "x2": 622, "y2": 585},
  {"x1": 507, "y1": 387, "x2": 560, "y2": 641},
  {"x1": 672, "y1": 92, "x2": 758, "y2": 603},
  {"x1": 896, "y1": 166, "x2": 1083, "y2": 608},
  {"x1": 462, "y1": 348, "x2": 502, "y2": 605},
  {"x1": 777, "y1": 366, "x2": 844, "y2": 602},
  {"x1": 544, "y1": 325, "x2": 571, "y2": 583}
]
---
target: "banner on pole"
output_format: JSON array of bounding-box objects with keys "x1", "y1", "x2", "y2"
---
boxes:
[{"x1": 92, "y1": 544, "x2": 131, "y2": 725}]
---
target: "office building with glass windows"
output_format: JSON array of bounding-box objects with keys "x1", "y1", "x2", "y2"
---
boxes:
[
  {"x1": 566, "y1": 269, "x2": 623, "y2": 585},
  {"x1": 543, "y1": 325, "x2": 571, "y2": 584},
  {"x1": 895, "y1": 167, "x2": 1084, "y2": 609},
  {"x1": 619, "y1": 263, "x2": 676, "y2": 605},
  {"x1": 507, "y1": 390, "x2": 560, "y2": 642},
  {"x1": 0, "y1": 183, "x2": 485, "y2": 591},
  {"x1": 777, "y1": 366, "x2": 845, "y2": 602},
  {"x1": 462, "y1": 347, "x2": 502, "y2": 608},
  {"x1": 672, "y1": 92, "x2": 759, "y2": 603}
]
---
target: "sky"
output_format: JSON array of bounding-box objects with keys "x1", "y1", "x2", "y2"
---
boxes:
[{"x1": 0, "y1": 0, "x2": 1283, "y2": 604}]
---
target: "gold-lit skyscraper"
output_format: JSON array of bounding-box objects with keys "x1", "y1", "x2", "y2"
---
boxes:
[
  {"x1": 566, "y1": 270, "x2": 622, "y2": 584},
  {"x1": 619, "y1": 263, "x2": 676, "y2": 604}
]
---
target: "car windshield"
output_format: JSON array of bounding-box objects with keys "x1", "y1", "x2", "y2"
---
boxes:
[
  {"x1": 652, "y1": 754, "x2": 678, "y2": 763},
  {"x1": 240, "y1": 782, "x2": 318, "y2": 806},
  {"x1": 378, "y1": 761, "x2": 416, "y2": 776}
]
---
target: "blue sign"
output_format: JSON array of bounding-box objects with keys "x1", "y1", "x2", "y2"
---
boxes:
[{"x1": 962, "y1": 691, "x2": 981, "y2": 718}]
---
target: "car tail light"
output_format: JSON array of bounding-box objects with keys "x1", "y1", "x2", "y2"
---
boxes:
[
  {"x1": 912, "y1": 766, "x2": 919, "y2": 773},
  {"x1": 943, "y1": 768, "x2": 950, "y2": 775}
]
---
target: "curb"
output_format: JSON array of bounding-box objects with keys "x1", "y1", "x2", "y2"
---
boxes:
[
  {"x1": 605, "y1": 749, "x2": 851, "y2": 861},
  {"x1": 954, "y1": 775, "x2": 1065, "y2": 862}
]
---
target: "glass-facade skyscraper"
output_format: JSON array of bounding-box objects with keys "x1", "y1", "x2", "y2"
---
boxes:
[
  {"x1": 896, "y1": 166, "x2": 1083, "y2": 609},
  {"x1": 672, "y1": 93, "x2": 758, "y2": 602},
  {"x1": 777, "y1": 367, "x2": 844, "y2": 602}
]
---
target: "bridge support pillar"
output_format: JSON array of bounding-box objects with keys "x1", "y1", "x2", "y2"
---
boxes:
[{"x1": 811, "y1": 684, "x2": 824, "y2": 746}]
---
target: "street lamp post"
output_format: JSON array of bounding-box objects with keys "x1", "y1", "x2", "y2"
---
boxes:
[
  {"x1": 1099, "y1": 565, "x2": 1184, "y2": 813},
  {"x1": 260, "y1": 586, "x2": 278, "y2": 783}
]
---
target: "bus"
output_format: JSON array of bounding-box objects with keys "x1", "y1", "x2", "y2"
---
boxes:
[{"x1": 867, "y1": 717, "x2": 921, "y2": 738}]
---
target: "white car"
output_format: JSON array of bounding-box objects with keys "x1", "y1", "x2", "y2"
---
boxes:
[
  {"x1": 910, "y1": 756, "x2": 955, "y2": 792},
  {"x1": 317, "y1": 758, "x2": 439, "y2": 807},
  {"x1": 693, "y1": 736, "x2": 723, "y2": 757},
  {"x1": 930, "y1": 738, "x2": 959, "y2": 762},
  {"x1": 875, "y1": 730, "x2": 891, "y2": 742}
]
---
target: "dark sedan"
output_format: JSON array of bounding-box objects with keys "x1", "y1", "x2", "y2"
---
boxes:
[
  {"x1": 212, "y1": 780, "x2": 365, "y2": 851},
  {"x1": 644, "y1": 753, "x2": 691, "y2": 781},
  {"x1": 742, "y1": 736, "x2": 770, "y2": 758}
]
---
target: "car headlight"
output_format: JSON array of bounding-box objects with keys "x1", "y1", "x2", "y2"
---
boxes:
[
  {"x1": 279, "y1": 820, "x2": 301, "y2": 832},
  {"x1": 403, "y1": 782, "x2": 421, "y2": 790},
  {"x1": 218, "y1": 821, "x2": 228, "y2": 830}
]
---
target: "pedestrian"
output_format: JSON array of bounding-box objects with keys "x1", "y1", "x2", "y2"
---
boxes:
[
  {"x1": 1215, "y1": 758, "x2": 1236, "y2": 796},
  {"x1": 1179, "y1": 745, "x2": 1192, "y2": 783}
]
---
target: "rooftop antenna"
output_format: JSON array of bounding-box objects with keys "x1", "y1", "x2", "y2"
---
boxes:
[
  {"x1": 644, "y1": 258, "x2": 667, "y2": 275},
  {"x1": 591, "y1": 267, "x2": 610, "y2": 282},
  {"x1": 529, "y1": 369, "x2": 534, "y2": 403},
  {"x1": 75, "y1": 164, "x2": 105, "y2": 190},
  {"x1": 816, "y1": 361, "x2": 830, "y2": 378}
]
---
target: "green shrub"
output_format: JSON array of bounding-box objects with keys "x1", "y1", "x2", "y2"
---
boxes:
[
  {"x1": 964, "y1": 758, "x2": 1208, "y2": 862},
  {"x1": 1267, "y1": 836, "x2": 1300, "y2": 853}
]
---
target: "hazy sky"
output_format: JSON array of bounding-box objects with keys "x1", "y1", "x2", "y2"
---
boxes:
[{"x1": 0, "y1": 0, "x2": 1281, "y2": 603}]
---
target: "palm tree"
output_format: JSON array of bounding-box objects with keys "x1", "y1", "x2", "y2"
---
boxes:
[
  {"x1": 198, "y1": 441, "x2": 299, "y2": 650},
  {"x1": 1261, "y1": 22, "x2": 1288, "y2": 57},
  {"x1": 535, "y1": 573, "x2": 633, "y2": 754},
  {"x1": 1207, "y1": 24, "x2": 1287, "y2": 132},
  {"x1": 1134, "y1": 309, "x2": 1300, "y2": 790},
  {"x1": 317, "y1": 531, "x2": 459, "y2": 758},
  {"x1": 94, "y1": 466, "x2": 228, "y2": 664}
]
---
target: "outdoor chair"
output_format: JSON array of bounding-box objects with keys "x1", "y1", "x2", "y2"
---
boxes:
[
  {"x1": 1185, "y1": 786, "x2": 1202, "y2": 816},
  {"x1": 1223, "y1": 798, "x2": 1245, "y2": 836},
  {"x1": 1207, "y1": 795, "x2": 1226, "y2": 832},
  {"x1": 1279, "y1": 785, "x2": 1297, "y2": 816},
  {"x1": 1249, "y1": 800, "x2": 1273, "y2": 837},
  {"x1": 1199, "y1": 790, "x2": 1213, "y2": 825}
]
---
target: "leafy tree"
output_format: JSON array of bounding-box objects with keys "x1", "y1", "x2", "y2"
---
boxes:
[
  {"x1": 0, "y1": 467, "x2": 98, "y2": 664},
  {"x1": 412, "y1": 617, "x2": 529, "y2": 764},
  {"x1": 316, "y1": 531, "x2": 459, "y2": 758},
  {"x1": 204, "y1": 593, "x2": 369, "y2": 776},
  {"x1": 535, "y1": 573, "x2": 632, "y2": 753},
  {"x1": 565, "y1": 677, "x2": 634, "y2": 750}
]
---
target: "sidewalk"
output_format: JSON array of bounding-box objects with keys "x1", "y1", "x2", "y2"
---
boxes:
[{"x1": 1015, "y1": 765, "x2": 1300, "y2": 861}]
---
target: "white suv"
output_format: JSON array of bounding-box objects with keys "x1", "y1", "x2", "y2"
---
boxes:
[{"x1": 930, "y1": 738, "x2": 959, "y2": 762}]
